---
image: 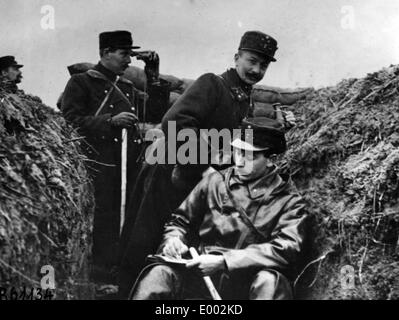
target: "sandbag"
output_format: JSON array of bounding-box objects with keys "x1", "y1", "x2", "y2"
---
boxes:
[
  {"x1": 67, "y1": 63, "x2": 183, "y2": 92},
  {"x1": 172, "y1": 78, "x2": 310, "y2": 105},
  {"x1": 67, "y1": 63, "x2": 311, "y2": 107},
  {"x1": 252, "y1": 85, "x2": 310, "y2": 105},
  {"x1": 169, "y1": 91, "x2": 181, "y2": 107},
  {"x1": 124, "y1": 66, "x2": 183, "y2": 91},
  {"x1": 174, "y1": 78, "x2": 195, "y2": 94}
]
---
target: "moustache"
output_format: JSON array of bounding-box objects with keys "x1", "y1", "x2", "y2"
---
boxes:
[{"x1": 245, "y1": 73, "x2": 262, "y2": 82}]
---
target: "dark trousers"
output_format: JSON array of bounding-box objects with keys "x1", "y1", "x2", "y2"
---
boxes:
[
  {"x1": 131, "y1": 264, "x2": 293, "y2": 300},
  {"x1": 86, "y1": 139, "x2": 140, "y2": 284},
  {"x1": 118, "y1": 162, "x2": 203, "y2": 297}
]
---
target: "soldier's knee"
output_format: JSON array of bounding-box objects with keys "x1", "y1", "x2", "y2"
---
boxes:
[
  {"x1": 130, "y1": 264, "x2": 180, "y2": 300},
  {"x1": 148, "y1": 264, "x2": 175, "y2": 276},
  {"x1": 249, "y1": 269, "x2": 292, "y2": 300}
]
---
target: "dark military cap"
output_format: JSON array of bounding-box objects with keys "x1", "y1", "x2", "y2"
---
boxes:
[
  {"x1": 239, "y1": 31, "x2": 278, "y2": 62},
  {"x1": 0, "y1": 56, "x2": 23, "y2": 71},
  {"x1": 231, "y1": 117, "x2": 286, "y2": 154},
  {"x1": 99, "y1": 30, "x2": 141, "y2": 50}
]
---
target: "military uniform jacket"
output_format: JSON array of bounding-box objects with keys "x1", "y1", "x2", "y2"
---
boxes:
[
  {"x1": 159, "y1": 166, "x2": 307, "y2": 277},
  {"x1": 61, "y1": 63, "x2": 140, "y2": 162},
  {"x1": 161, "y1": 68, "x2": 256, "y2": 183},
  {"x1": 162, "y1": 68, "x2": 254, "y2": 138}
]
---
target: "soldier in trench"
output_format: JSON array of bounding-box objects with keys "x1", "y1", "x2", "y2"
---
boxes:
[
  {"x1": 118, "y1": 30, "x2": 297, "y2": 297},
  {"x1": 61, "y1": 30, "x2": 170, "y2": 297},
  {"x1": 0, "y1": 56, "x2": 23, "y2": 93},
  {"x1": 131, "y1": 118, "x2": 308, "y2": 300}
]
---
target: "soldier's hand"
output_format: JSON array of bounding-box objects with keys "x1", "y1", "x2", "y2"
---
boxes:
[
  {"x1": 139, "y1": 51, "x2": 160, "y2": 83},
  {"x1": 136, "y1": 51, "x2": 159, "y2": 65},
  {"x1": 163, "y1": 237, "x2": 188, "y2": 259},
  {"x1": 186, "y1": 254, "x2": 226, "y2": 276},
  {"x1": 110, "y1": 112, "x2": 137, "y2": 128}
]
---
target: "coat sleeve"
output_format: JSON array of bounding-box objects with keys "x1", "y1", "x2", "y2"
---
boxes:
[
  {"x1": 158, "y1": 173, "x2": 216, "y2": 251},
  {"x1": 222, "y1": 195, "x2": 307, "y2": 273},
  {"x1": 61, "y1": 74, "x2": 113, "y2": 137},
  {"x1": 161, "y1": 73, "x2": 222, "y2": 135}
]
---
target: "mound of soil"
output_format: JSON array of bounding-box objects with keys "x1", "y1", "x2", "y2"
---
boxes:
[
  {"x1": 0, "y1": 86, "x2": 94, "y2": 299},
  {"x1": 284, "y1": 65, "x2": 399, "y2": 299}
]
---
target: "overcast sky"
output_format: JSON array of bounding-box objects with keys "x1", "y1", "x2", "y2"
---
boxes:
[{"x1": 1, "y1": 0, "x2": 399, "y2": 107}]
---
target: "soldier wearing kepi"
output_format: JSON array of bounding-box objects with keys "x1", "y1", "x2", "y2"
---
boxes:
[
  {"x1": 0, "y1": 56, "x2": 23, "y2": 93},
  {"x1": 131, "y1": 117, "x2": 307, "y2": 300},
  {"x1": 61, "y1": 30, "x2": 165, "y2": 296},
  {"x1": 119, "y1": 31, "x2": 295, "y2": 297}
]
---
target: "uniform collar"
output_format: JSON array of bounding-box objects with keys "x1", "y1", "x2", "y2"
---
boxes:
[
  {"x1": 221, "y1": 68, "x2": 253, "y2": 96},
  {"x1": 88, "y1": 64, "x2": 132, "y2": 85},
  {"x1": 94, "y1": 62, "x2": 118, "y2": 82},
  {"x1": 229, "y1": 165, "x2": 282, "y2": 199}
]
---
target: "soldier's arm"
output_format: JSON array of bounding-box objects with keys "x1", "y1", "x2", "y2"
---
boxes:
[
  {"x1": 158, "y1": 172, "x2": 216, "y2": 252},
  {"x1": 222, "y1": 195, "x2": 308, "y2": 273},
  {"x1": 61, "y1": 75, "x2": 113, "y2": 137},
  {"x1": 161, "y1": 73, "x2": 222, "y2": 135}
]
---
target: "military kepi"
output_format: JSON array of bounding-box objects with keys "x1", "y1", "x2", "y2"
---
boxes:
[
  {"x1": 0, "y1": 56, "x2": 23, "y2": 71},
  {"x1": 231, "y1": 117, "x2": 286, "y2": 154},
  {"x1": 239, "y1": 31, "x2": 278, "y2": 62},
  {"x1": 99, "y1": 30, "x2": 140, "y2": 50}
]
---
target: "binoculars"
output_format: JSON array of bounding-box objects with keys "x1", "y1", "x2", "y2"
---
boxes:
[{"x1": 131, "y1": 50, "x2": 154, "y2": 59}]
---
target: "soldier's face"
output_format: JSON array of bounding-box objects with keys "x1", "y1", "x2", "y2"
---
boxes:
[
  {"x1": 104, "y1": 48, "x2": 132, "y2": 75},
  {"x1": 233, "y1": 147, "x2": 270, "y2": 181},
  {"x1": 2, "y1": 66, "x2": 23, "y2": 83},
  {"x1": 235, "y1": 51, "x2": 270, "y2": 85}
]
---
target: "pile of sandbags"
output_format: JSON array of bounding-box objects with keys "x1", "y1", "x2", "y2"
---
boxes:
[
  {"x1": 0, "y1": 87, "x2": 94, "y2": 299},
  {"x1": 67, "y1": 63, "x2": 310, "y2": 108},
  {"x1": 67, "y1": 62, "x2": 183, "y2": 92},
  {"x1": 283, "y1": 65, "x2": 399, "y2": 299}
]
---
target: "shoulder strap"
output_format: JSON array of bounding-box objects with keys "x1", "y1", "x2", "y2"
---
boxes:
[
  {"x1": 94, "y1": 86, "x2": 115, "y2": 116},
  {"x1": 91, "y1": 72, "x2": 139, "y2": 122},
  {"x1": 90, "y1": 72, "x2": 144, "y2": 143},
  {"x1": 87, "y1": 69, "x2": 118, "y2": 117},
  {"x1": 111, "y1": 82, "x2": 136, "y2": 113}
]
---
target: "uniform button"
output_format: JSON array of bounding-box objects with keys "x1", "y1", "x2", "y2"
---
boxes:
[
  {"x1": 104, "y1": 90, "x2": 108, "y2": 94},
  {"x1": 101, "y1": 136, "x2": 105, "y2": 139},
  {"x1": 114, "y1": 138, "x2": 118, "y2": 142},
  {"x1": 110, "y1": 104, "x2": 114, "y2": 109},
  {"x1": 131, "y1": 107, "x2": 135, "y2": 111},
  {"x1": 126, "y1": 93, "x2": 130, "y2": 97}
]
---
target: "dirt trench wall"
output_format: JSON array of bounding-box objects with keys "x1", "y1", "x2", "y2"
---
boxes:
[
  {"x1": 0, "y1": 88, "x2": 94, "y2": 299},
  {"x1": 283, "y1": 65, "x2": 399, "y2": 299}
]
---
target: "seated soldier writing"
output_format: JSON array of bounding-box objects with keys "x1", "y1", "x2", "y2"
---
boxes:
[{"x1": 131, "y1": 117, "x2": 307, "y2": 300}]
